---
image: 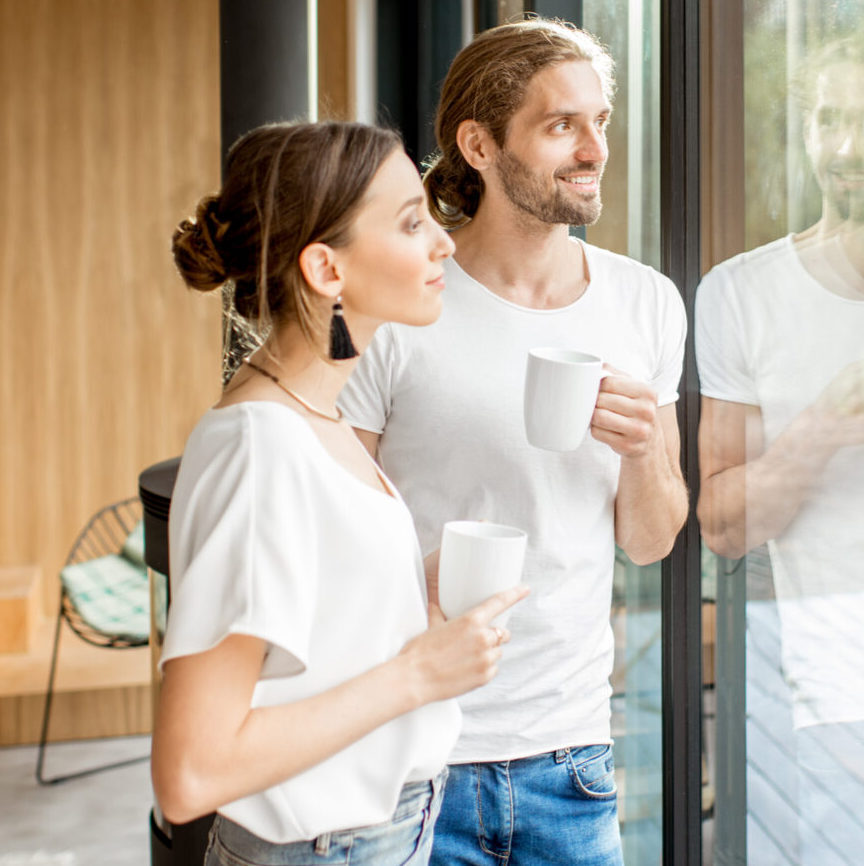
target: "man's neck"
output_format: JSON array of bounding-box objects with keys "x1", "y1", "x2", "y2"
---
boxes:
[{"x1": 451, "y1": 204, "x2": 589, "y2": 310}]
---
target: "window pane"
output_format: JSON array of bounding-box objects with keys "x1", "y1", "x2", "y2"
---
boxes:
[
  {"x1": 700, "y1": 4, "x2": 864, "y2": 864},
  {"x1": 585, "y1": 2, "x2": 664, "y2": 862}
]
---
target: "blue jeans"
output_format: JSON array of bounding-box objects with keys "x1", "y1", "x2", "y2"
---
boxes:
[
  {"x1": 204, "y1": 773, "x2": 447, "y2": 866},
  {"x1": 430, "y1": 746, "x2": 623, "y2": 866}
]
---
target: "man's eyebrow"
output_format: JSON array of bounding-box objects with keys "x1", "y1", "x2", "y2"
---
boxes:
[{"x1": 540, "y1": 106, "x2": 613, "y2": 120}]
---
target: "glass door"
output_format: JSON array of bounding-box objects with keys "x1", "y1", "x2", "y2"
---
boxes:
[
  {"x1": 583, "y1": 4, "x2": 667, "y2": 863},
  {"x1": 700, "y1": 3, "x2": 864, "y2": 864},
  {"x1": 362, "y1": 2, "x2": 701, "y2": 861}
]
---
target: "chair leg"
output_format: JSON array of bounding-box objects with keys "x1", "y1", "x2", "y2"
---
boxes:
[
  {"x1": 35, "y1": 592, "x2": 149, "y2": 785},
  {"x1": 35, "y1": 592, "x2": 64, "y2": 785}
]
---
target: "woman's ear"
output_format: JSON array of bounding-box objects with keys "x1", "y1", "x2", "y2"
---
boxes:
[
  {"x1": 456, "y1": 119, "x2": 496, "y2": 172},
  {"x1": 298, "y1": 242, "x2": 343, "y2": 300}
]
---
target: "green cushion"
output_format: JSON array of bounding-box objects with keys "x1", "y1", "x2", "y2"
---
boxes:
[{"x1": 61, "y1": 553, "x2": 150, "y2": 641}]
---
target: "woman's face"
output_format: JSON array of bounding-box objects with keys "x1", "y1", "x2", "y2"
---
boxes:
[{"x1": 337, "y1": 149, "x2": 455, "y2": 330}]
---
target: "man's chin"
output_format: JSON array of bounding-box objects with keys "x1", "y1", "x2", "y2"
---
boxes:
[{"x1": 567, "y1": 200, "x2": 603, "y2": 227}]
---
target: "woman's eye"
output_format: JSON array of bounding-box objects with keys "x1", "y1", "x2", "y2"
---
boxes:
[{"x1": 405, "y1": 218, "x2": 423, "y2": 233}]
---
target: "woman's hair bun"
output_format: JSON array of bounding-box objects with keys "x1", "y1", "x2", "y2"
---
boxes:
[{"x1": 172, "y1": 195, "x2": 229, "y2": 292}]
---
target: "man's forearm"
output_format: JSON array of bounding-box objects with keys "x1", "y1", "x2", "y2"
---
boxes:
[
  {"x1": 699, "y1": 411, "x2": 837, "y2": 559},
  {"x1": 615, "y1": 442, "x2": 688, "y2": 565}
]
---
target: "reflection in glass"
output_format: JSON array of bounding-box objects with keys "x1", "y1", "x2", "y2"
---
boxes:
[
  {"x1": 585, "y1": 2, "x2": 664, "y2": 863},
  {"x1": 697, "y1": 5, "x2": 864, "y2": 863}
]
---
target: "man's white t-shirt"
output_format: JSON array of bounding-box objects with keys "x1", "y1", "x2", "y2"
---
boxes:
[
  {"x1": 696, "y1": 234, "x2": 864, "y2": 729},
  {"x1": 161, "y1": 402, "x2": 461, "y2": 843},
  {"x1": 339, "y1": 241, "x2": 686, "y2": 762}
]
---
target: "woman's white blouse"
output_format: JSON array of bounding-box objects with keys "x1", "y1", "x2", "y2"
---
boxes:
[{"x1": 160, "y1": 402, "x2": 460, "y2": 844}]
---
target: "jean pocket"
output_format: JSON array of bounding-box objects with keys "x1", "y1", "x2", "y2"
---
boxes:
[
  {"x1": 203, "y1": 819, "x2": 220, "y2": 866},
  {"x1": 565, "y1": 744, "x2": 618, "y2": 800},
  {"x1": 329, "y1": 777, "x2": 442, "y2": 866},
  {"x1": 207, "y1": 821, "x2": 256, "y2": 866}
]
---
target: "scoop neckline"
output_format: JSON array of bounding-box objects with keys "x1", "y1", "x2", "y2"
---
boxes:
[
  {"x1": 207, "y1": 401, "x2": 399, "y2": 503},
  {"x1": 783, "y1": 233, "x2": 864, "y2": 306},
  {"x1": 447, "y1": 237, "x2": 593, "y2": 314}
]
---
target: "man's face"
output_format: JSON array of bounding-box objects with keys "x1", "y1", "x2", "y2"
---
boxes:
[
  {"x1": 492, "y1": 60, "x2": 611, "y2": 227},
  {"x1": 806, "y1": 61, "x2": 864, "y2": 223}
]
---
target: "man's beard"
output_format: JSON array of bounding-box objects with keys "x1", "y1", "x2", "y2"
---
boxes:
[
  {"x1": 495, "y1": 148, "x2": 604, "y2": 226},
  {"x1": 831, "y1": 185, "x2": 864, "y2": 224},
  {"x1": 824, "y1": 160, "x2": 864, "y2": 225}
]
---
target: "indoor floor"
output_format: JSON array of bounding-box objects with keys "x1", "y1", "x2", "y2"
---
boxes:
[{"x1": 0, "y1": 736, "x2": 152, "y2": 865}]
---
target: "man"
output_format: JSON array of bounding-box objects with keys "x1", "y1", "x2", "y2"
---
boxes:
[
  {"x1": 339, "y1": 18, "x2": 687, "y2": 865},
  {"x1": 696, "y1": 32, "x2": 864, "y2": 865}
]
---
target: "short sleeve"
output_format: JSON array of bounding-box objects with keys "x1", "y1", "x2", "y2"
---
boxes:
[
  {"x1": 652, "y1": 272, "x2": 688, "y2": 407},
  {"x1": 161, "y1": 406, "x2": 321, "y2": 678},
  {"x1": 338, "y1": 324, "x2": 397, "y2": 433},
  {"x1": 695, "y1": 265, "x2": 759, "y2": 405}
]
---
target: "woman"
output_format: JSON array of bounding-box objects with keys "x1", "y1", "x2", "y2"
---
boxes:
[{"x1": 150, "y1": 121, "x2": 527, "y2": 866}]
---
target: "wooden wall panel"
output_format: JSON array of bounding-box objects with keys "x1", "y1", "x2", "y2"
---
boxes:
[
  {"x1": 0, "y1": 685, "x2": 151, "y2": 746},
  {"x1": 701, "y1": 0, "x2": 746, "y2": 273},
  {"x1": 318, "y1": 0, "x2": 350, "y2": 119},
  {"x1": 0, "y1": 0, "x2": 223, "y2": 615}
]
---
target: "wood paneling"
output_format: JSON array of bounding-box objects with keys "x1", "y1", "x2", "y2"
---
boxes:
[
  {"x1": 701, "y1": 0, "x2": 746, "y2": 272},
  {"x1": 0, "y1": 685, "x2": 151, "y2": 746},
  {"x1": 0, "y1": 617, "x2": 151, "y2": 697},
  {"x1": 0, "y1": 0, "x2": 222, "y2": 741},
  {"x1": 0, "y1": 0, "x2": 223, "y2": 614},
  {"x1": 0, "y1": 566, "x2": 41, "y2": 653},
  {"x1": 0, "y1": 615, "x2": 152, "y2": 746},
  {"x1": 319, "y1": 0, "x2": 350, "y2": 119}
]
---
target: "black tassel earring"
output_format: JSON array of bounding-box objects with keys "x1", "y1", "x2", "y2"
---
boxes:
[{"x1": 329, "y1": 296, "x2": 358, "y2": 360}]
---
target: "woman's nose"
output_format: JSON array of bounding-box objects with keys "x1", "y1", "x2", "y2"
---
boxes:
[{"x1": 433, "y1": 224, "x2": 456, "y2": 259}]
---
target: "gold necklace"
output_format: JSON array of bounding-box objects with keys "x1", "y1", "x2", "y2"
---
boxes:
[{"x1": 243, "y1": 358, "x2": 342, "y2": 423}]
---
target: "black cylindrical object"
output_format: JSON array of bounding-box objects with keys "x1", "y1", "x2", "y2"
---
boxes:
[
  {"x1": 139, "y1": 456, "x2": 179, "y2": 579},
  {"x1": 141, "y1": 457, "x2": 216, "y2": 864},
  {"x1": 220, "y1": 0, "x2": 310, "y2": 166}
]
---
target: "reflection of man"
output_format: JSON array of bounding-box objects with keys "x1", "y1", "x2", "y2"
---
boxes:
[
  {"x1": 339, "y1": 18, "x2": 687, "y2": 866},
  {"x1": 696, "y1": 33, "x2": 864, "y2": 864}
]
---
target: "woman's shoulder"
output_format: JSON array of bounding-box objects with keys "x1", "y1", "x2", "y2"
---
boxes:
[
  {"x1": 180, "y1": 402, "x2": 323, "y2": 493},
  {"x1": 193, "y1": 401, "x2": 315, "y2": 445}
]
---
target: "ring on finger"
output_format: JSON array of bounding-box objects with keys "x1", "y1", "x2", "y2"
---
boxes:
[{"x1": 493, "y1": 626, "x2": 505, "y2": 646}]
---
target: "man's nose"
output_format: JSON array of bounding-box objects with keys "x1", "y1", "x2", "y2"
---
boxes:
[
  {"x1": 576, "y1": 124, "x2": 608, "y2": 164},
  {"x1": 837, "y1": 119, "x2": 864, "y2": 158}
]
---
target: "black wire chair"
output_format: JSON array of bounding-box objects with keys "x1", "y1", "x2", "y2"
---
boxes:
[{"x1": 36, "y1": 497, "x2": 151, "y2": 785}]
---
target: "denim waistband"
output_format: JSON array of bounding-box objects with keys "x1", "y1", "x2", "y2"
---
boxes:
[
  {"x1": 391, "y1": 769, "x2": 448, "y2": 821},
  {"x1": 213, "y1": 768, "x2": 449, "y2": 856}
]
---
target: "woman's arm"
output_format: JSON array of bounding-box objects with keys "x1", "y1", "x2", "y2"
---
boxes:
[{"x1": 152, "y1": 585, "x2": 528, "y2": 825}]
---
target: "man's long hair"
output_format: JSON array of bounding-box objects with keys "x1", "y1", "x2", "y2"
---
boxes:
[{"x1": 423, "y1": 18, "x2": 616, "y2": 229}]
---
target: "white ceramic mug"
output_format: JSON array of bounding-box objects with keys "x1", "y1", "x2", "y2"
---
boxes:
[
  {"x1": 437, "y1": 521, "x2": 528, "y2": 626},
  {"x1": 524, "y1": 348, "x2": 606, "y2": 451}
]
